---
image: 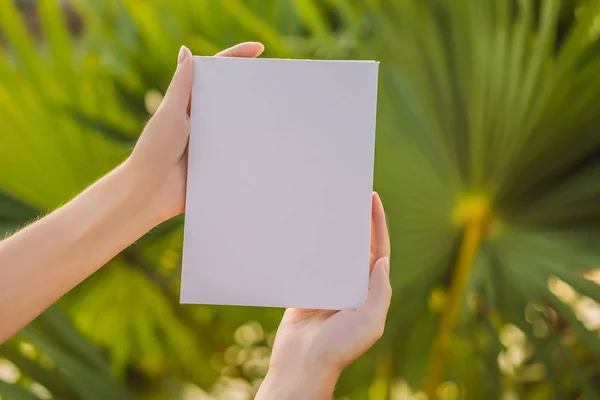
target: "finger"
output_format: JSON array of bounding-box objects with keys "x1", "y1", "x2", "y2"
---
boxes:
[
  {"x1": 370, "y1": 192, "x2": 391, "y2": 269},
  {"x1": 283, "y1": 308, "x2": 337, "y2": 324},
  {"x1": 362, "y1": 257, "x2": 392, "y2": 317},
  {"x1": 216, "y1": 42, "x2": 265, "y2": 58},
  {"x1": 160, "y1": 45, "x2": 194, "y2": 113},
  {"x1": 160, "y1": 42, "x2": 265, "y2": 116}
]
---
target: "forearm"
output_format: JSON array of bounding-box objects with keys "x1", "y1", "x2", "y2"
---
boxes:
[
  {"x1": 255, "y1": 366, "x2": 340, "y2": 400},
  {"x1": 0, "y1": 159, "x2": 159, "y2": 342}
]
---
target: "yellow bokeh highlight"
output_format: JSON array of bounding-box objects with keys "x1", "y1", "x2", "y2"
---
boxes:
[{"x1": 452, "y1": 194, "x2": 490, "y2": 227}]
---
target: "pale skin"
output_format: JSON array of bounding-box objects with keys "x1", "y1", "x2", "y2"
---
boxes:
[
  {"x1": 0, "y1": 43, "x2": 392, "y2": 398},
  {"x1": 256, "y1": 193, "x2": 391, "y2": 399}
]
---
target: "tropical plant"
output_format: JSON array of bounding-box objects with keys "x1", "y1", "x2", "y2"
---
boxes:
[{"x1": 0, "y1": 0, "x2": 599, "y2": 399}]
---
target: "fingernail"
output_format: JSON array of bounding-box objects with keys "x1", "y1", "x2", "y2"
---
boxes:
[{"x1": 178, "y1": 45, "x2": 188, "y2": 64}]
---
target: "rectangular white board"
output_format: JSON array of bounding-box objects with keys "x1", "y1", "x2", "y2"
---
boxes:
[{"x1": 181, "y1": 56, "x2": 379, "y2": 309}]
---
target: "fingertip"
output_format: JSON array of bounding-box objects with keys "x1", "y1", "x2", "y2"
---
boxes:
[
  {"x1": 372, "y1": 192, "x2": 384, "y2": 215},
  {"x1": 371, "y1": 193, "x2": 377, "y2": 215},
  {"x1": 371, "y1": 190, "x2": 390, "y2": 258},
  {"x1": 160, "y1": 45, "x2": 194, "y2": 112},
  {"x1": 370, "y1": 193, "x2": 379, "y2": 217},
  {"x1": 252, "y1": 41, "x2": 265, "y2": 54},
  {"x1": 216, "y1": 42, "x2": 266, "y2": 58},
  {"x1": 184, "y1": 47, "x2": 194, "y2": 65},
  {"x1": 178, "y1": 45, "x2": 193, "y2": 65}
]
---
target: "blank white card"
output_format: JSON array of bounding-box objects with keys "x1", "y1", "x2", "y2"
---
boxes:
[{"x1": 181, "y1": 56, "x2": 379, "y2": 310}]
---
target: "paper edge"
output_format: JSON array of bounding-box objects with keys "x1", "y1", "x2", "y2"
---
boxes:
[{"x1": 193, "y1": 55, "x2": 380, "y2": 65}]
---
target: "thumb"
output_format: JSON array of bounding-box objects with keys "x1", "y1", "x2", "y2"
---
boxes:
[
  {"x1": 160, "y1": 45, "x2": 194, "y2": 113},
  {"x1": 363, "y1": 257, "x2": 392, "y2": 315}
]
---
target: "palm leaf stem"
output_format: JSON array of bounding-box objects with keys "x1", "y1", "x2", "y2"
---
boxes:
[{"x1": 424, "y1": 198, "x2": 488, "y2": 395}]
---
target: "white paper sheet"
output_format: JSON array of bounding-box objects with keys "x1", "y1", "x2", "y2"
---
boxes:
[{"x1": 181, "y1": 56, "x2": 379, "y2": 309}]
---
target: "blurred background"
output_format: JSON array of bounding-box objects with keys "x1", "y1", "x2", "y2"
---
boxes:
[{"x1": 1, "y1": 0, "x2": 599, "y2": 399}]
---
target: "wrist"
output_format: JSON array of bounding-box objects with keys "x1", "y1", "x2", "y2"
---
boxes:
[
  {"x1": 256, "y1": 365, "x2": 340, "y2": 400},
  {"x1": 121, "y1": 156, "x2": 170, "y2": 219},
  {"x1": 109, "y1": 159, "x2": 165, "y2": 228}
]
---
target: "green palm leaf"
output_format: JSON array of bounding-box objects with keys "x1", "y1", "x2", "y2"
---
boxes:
[
  {"x1": 0, "y1": 381, "x2": 46, "y2": 400},
  {"x1": 1, "y1": 0, "x2": 599, "y2": 398}
]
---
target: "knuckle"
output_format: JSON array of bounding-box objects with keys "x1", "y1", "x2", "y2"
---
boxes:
[
  {"x1": 363, "y1": 310, "x2": 379, "y2": 326},
  {"x1": 363, "y1": 310, "x2": 386, "y2": 335},
  {"x1": 377, "y1": 319, "x2": 387, "y2": 339},
  {"x1": 372, "y1": 321, "x2": 385, "y2": 341}
]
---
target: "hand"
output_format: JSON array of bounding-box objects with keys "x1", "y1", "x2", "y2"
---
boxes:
[
  {"x1": 0, "y1": 42, "x2": 267, "y2": 342},
  {"x1": 257, "y1": 193, "x2": 392, "y2": 399},
  {"x1": 127, "y1": 42, "x2": 265, "y2": 224}
]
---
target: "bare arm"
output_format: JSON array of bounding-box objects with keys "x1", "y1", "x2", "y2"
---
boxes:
[
  {"x1": 0, "y1": 42, "x2": 264, "y2": 343},
  {"x1": 0, "y1": 161, "x2": 156, "y2": 342}
]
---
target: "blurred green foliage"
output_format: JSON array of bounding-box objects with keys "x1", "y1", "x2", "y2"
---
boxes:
[{"x1": 0, "y1": 0, "x2": 599, "y2": 399}]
